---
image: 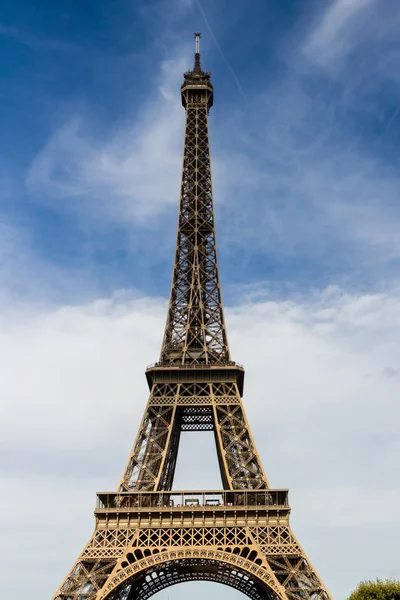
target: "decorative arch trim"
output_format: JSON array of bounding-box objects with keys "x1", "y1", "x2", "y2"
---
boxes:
[{"x1": 98, "y1": 548, "x2": 286, "y2": 600}]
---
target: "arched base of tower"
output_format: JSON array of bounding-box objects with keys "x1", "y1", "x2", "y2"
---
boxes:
[{"x1": 106, "y1": 558, "x2": 280, "y2": 600}]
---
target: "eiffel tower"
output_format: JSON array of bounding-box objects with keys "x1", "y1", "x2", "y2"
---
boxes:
[{"x1": 53, "y1": 35, "x2": 333, "y2": 600}]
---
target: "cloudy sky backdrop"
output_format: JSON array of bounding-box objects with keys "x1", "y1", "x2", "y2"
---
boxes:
[{"x1": 0, "y1": 0, "x2": 399, "y2": 599}]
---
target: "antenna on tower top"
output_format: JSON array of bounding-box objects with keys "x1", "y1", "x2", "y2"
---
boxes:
[
  {"x1": 193, "y1": 32, "x2": 202, "y2": 72},
  {"x1": 194, "y1": 32, "x2": 201, "y2": 54}
]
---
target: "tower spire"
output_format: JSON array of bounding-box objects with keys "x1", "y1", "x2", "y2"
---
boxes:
[
  {"x1": 194, "y1": 32, "x2": 201, "y2": 72},
  {"x1": 160, "y1": 34, "x2": 222, "y2": 366}
]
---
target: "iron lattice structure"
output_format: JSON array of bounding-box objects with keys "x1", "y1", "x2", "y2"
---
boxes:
[{"x1": 52, "y1": 36, "x2": 333, "y2": 600}]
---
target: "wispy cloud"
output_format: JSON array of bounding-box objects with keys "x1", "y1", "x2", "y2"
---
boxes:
[
  {"x1": 26, "y1": 50, "x2": 190, "y2": 222},
  {"x1": 302, "y1": 0, "x2": 400, "y2": 89},
  {"x1": 303, "y1": 0, "x2": 377, "y2": 65},
  {"x1": 382, "y1": 366, "x2": 400, "y2": 378}
]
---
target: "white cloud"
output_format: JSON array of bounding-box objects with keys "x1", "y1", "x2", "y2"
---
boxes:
[
  {"x1": 302, "y1": 0, "x2": 400, "y2": 73},
  {"x1": 1, "y1": 287, "x2": 399, "y2": 598},
  {"x1": 26, "y1": 52, "x2": 190, "y2": 222},
  {"x1": 303, "y1": 0, "x2": 376, "y2": 64},
  {"x1": 0, "y1": 294, "x2": 165, "y2": 452},
  {"x1": 0, "y1": 220, "x2": 60, "y2": 304}
]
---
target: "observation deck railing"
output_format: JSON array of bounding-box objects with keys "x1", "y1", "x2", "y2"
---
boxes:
[
  {"x1": 146, "y1": 361, "x2": 244, "y2": 370},
  {"x1": 96, "y1": 489, "x2": 289, "y2": 511}
]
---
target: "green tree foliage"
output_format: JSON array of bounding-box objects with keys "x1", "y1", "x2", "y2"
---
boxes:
[{"x1": 348, "y1": 579, "x2": 400, "y2": 600}]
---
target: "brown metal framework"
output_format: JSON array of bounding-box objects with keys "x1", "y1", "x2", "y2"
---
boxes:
[{"x1": 52, "y1": 35, "x2": 333, "y2": 600}]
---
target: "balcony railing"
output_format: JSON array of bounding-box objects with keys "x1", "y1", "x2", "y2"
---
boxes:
[
  {"x1": 96, "y1": 489, "x2": 289, "y2": 511},
  {"x1": 146, "y1": 361, "x2": 244, "y2": 370}
]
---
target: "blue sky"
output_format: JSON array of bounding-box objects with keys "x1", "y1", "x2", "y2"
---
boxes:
[
  {"x1": 1, "y1": 1, "x2": 400, "y2": 600},
  {"x1": 1, "y1": 0, "x2": 400, "y2": 306}
]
